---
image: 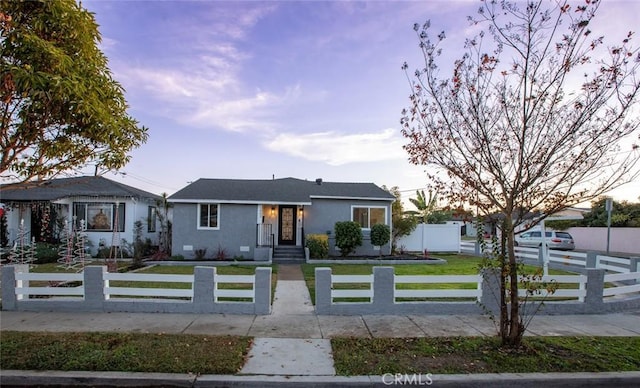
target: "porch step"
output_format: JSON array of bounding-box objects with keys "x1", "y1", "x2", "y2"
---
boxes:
[{"x1": 273, "y1": 246, "x2": 305, "y2": 263}]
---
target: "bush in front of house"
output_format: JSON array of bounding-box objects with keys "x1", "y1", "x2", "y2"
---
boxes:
[
  {"x1": 370, "y1": 224, "x2": 391, "y2": 257},
  {"x1": 35, "y1": 242, "x2": 59, "y2": 264},
  {"x1": 306, "y1": 234, "x2": 329, "y2": 259},
  {"x1": 335, "y1": 221, "x2": 362, "y2": 257}
]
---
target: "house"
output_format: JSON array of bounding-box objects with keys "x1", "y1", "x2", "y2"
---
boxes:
[
  {"x1": 168, "y1": 177, "x2": 395, "y2": 260},
  {"x1": 0, "y1": 176, "x2": 161, "y2": 254}
]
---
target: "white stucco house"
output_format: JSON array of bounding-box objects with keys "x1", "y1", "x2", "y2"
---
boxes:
[{"x1": 0, "y1": 176, "x2": 161, "y2": 254}]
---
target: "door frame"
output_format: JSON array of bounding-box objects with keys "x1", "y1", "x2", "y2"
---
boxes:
[{"x1": 277, "y1": 205, "x2": 297, "y2": 245}]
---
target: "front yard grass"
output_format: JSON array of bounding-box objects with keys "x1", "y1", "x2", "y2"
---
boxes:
[
  {"x1": 332, "y1": 336, "x2": 640, "y2": 375},
  {"x1": 2, "y1": 332, "x2": 638, "y2": 375},
  {"x1": 0, "y1": 331, "x2": 250, "y2": 374}
]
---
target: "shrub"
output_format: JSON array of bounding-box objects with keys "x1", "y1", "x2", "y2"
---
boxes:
[
  {"x1": 35, "y1": 242, "x2": 59, "y2": 264},
  {"x1": 306, "y1": 234, "x2": 329, "y2": 259},
  {"x1": 370, "y1": 224, "x2": 391, "y2": 256},
  {"x1": 193, "y1": 248, "x2": 207, "y2": 260},
  {"x1": 334, "y1": 221, "x2": 362, "y2": 257},
  {"x1": 214, "y1": 244, "x2": 227, "y2": 261}
]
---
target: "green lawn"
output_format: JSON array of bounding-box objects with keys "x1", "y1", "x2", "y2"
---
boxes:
[
  {"x1": 0, "y1": 331, "x2": 250, "y2": 374},
  {"x1": 332, "y1": 336, "x2": 640, "y2": 375}
]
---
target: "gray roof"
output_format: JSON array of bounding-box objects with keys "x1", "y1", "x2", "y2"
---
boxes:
[
  {"x1": 168, "y1": 178, "x2": 395, "y2": 203},
  {"x1": 0, "y1": 176, "x2": 160, "y2": 202}
]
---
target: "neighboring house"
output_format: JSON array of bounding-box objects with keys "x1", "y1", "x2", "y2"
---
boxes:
[
  {"x1": 168, "y1": 177, "x2": 395, "y2": 260},
  {"x1": 0, "y1": 176, "x2": 161, "y2": 254}
]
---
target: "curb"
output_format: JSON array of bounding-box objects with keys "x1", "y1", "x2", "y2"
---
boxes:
[{"x1": 2, "y1": 370, "x2": 640, "y2": 387}]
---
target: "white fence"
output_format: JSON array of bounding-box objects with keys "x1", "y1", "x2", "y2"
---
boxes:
[
  {"x1": 394, "y1": 274, "x2": 482, "y2": 302},
  {"x1": 397, "y1": 224, "x2": 461, "y2": 252},
  {"x1": 2, "y1": 265, "x2": 272, "y2": 314},
  {"x1": 516, "y1": 274, "x2": 587, "y2": 302},
  {"x1": 315, "y1": 265, "x2": 640, "y2": 315},
  {"x1": 15, "y1": 272, "x2": 84, "y2": 300},
  {"x1": 461, "y1": 241, "x2": 638, "y2": 275},
  {"x1": 103, "y1": 272, "x2": 195, "y2": 300}
]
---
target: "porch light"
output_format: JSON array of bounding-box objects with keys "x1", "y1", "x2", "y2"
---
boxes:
[
  {"x1": 271, "y1": 207, "x2": 275, "y2": 216},
  {"x1": 299, "y1": 208, "x2": 304, "y2": 216}
]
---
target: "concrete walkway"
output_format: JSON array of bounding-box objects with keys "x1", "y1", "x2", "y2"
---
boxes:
[
  {"x1": 3, "y1": 308, "x2": 639, "y2": 338},
  {"x1": 240, "y1": 265, "x2": 335, "y2": 376}
]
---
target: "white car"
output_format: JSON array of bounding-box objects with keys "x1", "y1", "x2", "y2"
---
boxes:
[{"x1": 514, "y1": 230, "x2": 575, "y2": 251}]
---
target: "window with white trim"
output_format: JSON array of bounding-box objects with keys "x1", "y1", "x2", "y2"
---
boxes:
[
  {"x1": 73, "y1": 202, "x2": 125, "y2": 232},
  {"x1": 147, "y1": 206, "x2": 157, "y2": 233},
  {"x1": 198, "y1": 203, "x2": 219, "y2": 229},
  {"x1": 352, "y1": 206, "x2": 386, "y2": 229}
]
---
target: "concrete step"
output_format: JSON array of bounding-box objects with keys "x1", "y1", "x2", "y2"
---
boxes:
[{"x1": 273, "y1": 246, "x2": 305, "y2": 259}]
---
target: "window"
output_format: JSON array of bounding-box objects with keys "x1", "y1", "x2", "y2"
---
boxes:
[
  {"x1": 351, "y1": 206, "x2": 386, "y2": 229},
  {"x1": 147, "y1": 206, "x2": 157, "y2": 233},
  {"x1": 73, "y1": 202, "x2": 125, "y2": 232},
  {"x1": 198, "y1": 203, "x2": 219, "y2": 229}
]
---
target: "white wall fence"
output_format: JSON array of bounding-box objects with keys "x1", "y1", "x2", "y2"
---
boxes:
[
  {"x1": 460, "y1": 241, "x2": 640, "y2": 275},
  {"x1": 397, "y1": 224, "x2": 461, "y2": 253},
  {"x1": 564, "y1": 227, "x2": 640, "y2": 255},
  {"x1": 1, "y1": 265, "x2": 272, "y2": 314},
  {"x1": 315, "y1": 266, "x2": 640, "y2": 315}
]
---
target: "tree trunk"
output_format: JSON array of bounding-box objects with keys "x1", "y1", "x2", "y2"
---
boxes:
[{"x1": 503, "y1": 214, "x2": 523, "y2": 346}]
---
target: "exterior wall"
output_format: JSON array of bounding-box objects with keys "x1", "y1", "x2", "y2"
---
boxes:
[
  {"x1": 565, "y1": 227, "x2": 640, "y2": 255},
  {"x1": 260, "y1": 204, "x2": 305, "y2": 246},
  {"x1": 397, "y1": 224, "x2": 461, "y2": 253},
  {"x1": 172, "y1": 203, "x2": 258, "y2": 259},
  {"x1": 304, "y1": 198, "x2": 393, "y2": 256},
  {"x1": 58, "y1": 197, "x2": 159, "y2": 254}
]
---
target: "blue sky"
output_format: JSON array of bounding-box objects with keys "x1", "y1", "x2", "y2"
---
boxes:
[{"x1": 81, "y1": 0, "x2": 640, "y2": 205}]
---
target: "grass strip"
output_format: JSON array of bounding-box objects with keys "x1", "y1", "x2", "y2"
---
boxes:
[
  {"x1": 1, "y1": 331, "x2": 251, "y2": 374},
  {"x1": 331, "y1": 336, "x2": 640, "y2": 375}
]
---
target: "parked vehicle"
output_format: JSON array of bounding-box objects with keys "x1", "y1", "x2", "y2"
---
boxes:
[{"x1": 514, "y1": 230, "x2": 575, "y2": 251}]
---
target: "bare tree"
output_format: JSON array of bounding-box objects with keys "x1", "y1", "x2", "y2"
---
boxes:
[{"x1": 401, "y1": 0, "x2": 640, "y2": 346}]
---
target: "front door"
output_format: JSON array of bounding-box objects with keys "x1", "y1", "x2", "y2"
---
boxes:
[{"x1": 278, "y1": 205, "x2": 297, "y2": 245}]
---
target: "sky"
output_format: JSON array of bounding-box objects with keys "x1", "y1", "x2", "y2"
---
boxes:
[{"x1": 78, "y1": 0, "x2": 640, "y2": 207}]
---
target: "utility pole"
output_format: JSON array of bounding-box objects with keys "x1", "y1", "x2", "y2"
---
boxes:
[{"x1": 605, "y1": 198, "x2": 613, "y2": 254}]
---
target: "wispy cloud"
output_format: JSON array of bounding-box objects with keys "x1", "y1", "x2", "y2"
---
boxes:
[
  {"x1": 263, "y1": 128, "x2": 407, "y2": 165},
  {"x1": 105, "y1": 2, "x2": 287, "y2": 133}
]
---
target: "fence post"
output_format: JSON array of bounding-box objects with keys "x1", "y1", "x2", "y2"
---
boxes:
[
  {"x1": 83, "y1": 266, "x2": 106, "y2": 311},
  {"x1": 254, "y1": 267, "x2": 272, "y2": 315},
  {"x1": 1, "y1": 265, "x2": 17, "y2": 310},
  {"x1": 480, "y1": 268, "x2": 501, "y2": 315},
  {"x1": 372, "y1": 267, "x2": 395, "y2": 311},
  {"x1": 474, "y1": 241, "x2": 481, "y2": 256},
  {"x1": 586, "y1": 251, "x2": 598, "y2": 268},
  {"x1": 584, "y1": 268, "x2": 605, "y2": 311},
  {"x1": 629, "y1": 257, "x2": 640, "y2": 284},
  {"x1": 12, "y1": 264, "x2": 30, "y2": 301},
  {"x1": 193, "y1": 266, "x2": 215, "y2": 313},
  {"x1": 315, "y1": 268, "x2": 332, "y2": 314}
]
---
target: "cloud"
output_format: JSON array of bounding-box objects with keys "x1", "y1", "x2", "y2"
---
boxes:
[{"x1": 263, "y1": 128, "x2": 407, "y2": 165}]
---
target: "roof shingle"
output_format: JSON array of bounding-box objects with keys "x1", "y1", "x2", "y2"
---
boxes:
[
  {"x1": 0, "y1": 176, "x2": 160, "y2": 202},
  {"x1": 168, "y1": 177, "x2": 394, "y2": 203}
]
